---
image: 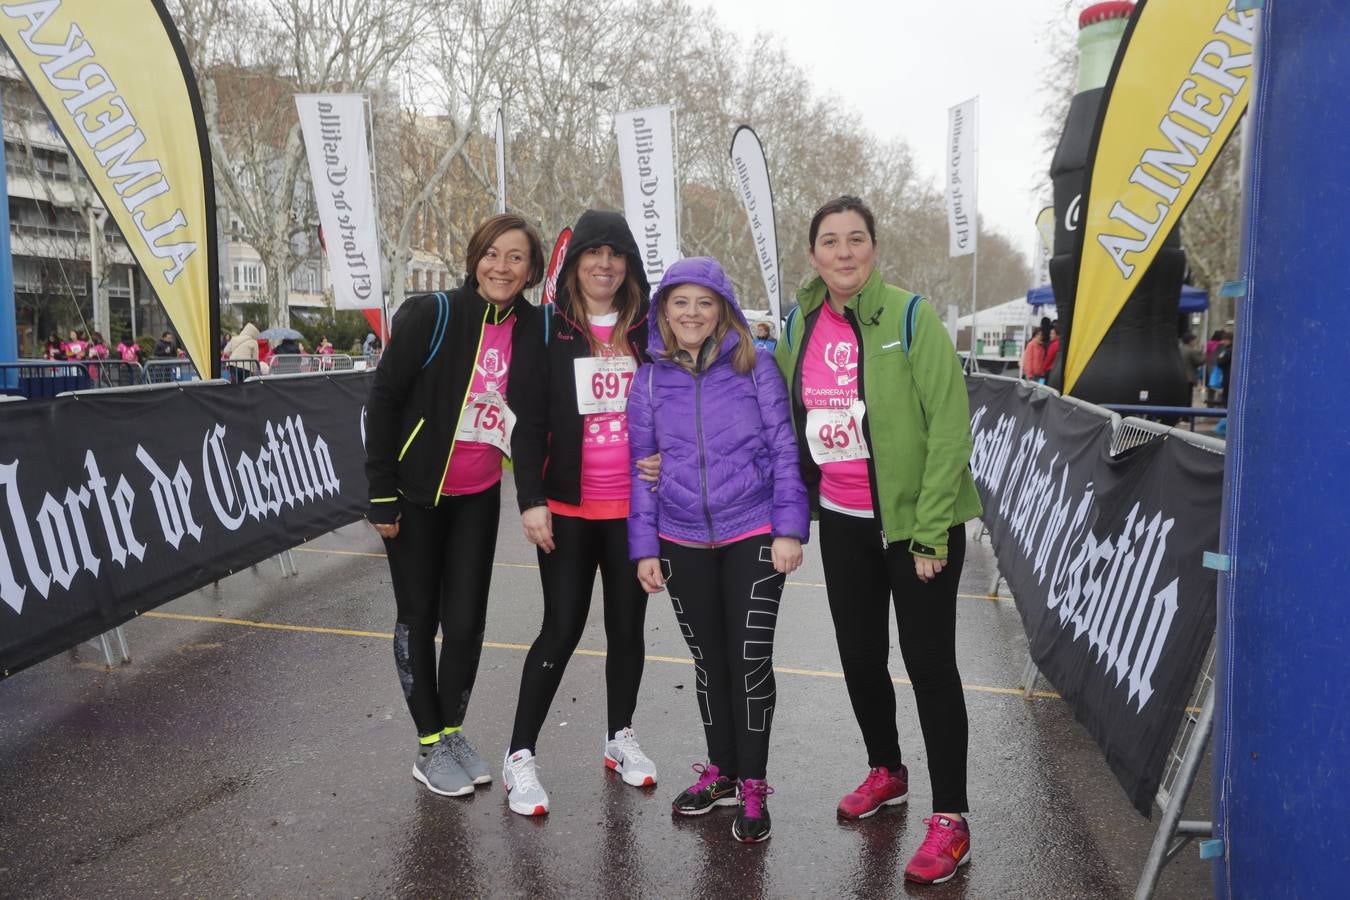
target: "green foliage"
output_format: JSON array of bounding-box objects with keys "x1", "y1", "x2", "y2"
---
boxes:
[{"x1": 296, "y1": 307, "x2": 377, "y2": 355}]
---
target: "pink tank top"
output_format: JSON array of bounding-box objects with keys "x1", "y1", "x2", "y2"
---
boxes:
[
  {"x1": 801, "y1": 303, "x2": 874, "y2": 514},
  {"x1": 442, "y1": 315, "x2": 514, "y2": 495}
]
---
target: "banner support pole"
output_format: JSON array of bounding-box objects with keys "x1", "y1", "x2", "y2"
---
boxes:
[
  {"x1": 971, "y1": 96, "x2": 980, "y2": 365},
  {"x1": 0, "y1": 99, "x2": 17, "y2": 373},
  {"x1": 363, "y1": 96, "x2": 390, "y2": 342}
]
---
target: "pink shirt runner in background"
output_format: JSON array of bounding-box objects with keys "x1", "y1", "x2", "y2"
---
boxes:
[
  {"x1": 442, "y1": 316, "x2": 514, "y2": 495},
  {"x1": 801, "y1": 303, "x2": 874, "y2": 515}
]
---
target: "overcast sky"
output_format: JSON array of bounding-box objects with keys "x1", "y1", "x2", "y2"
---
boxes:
[{"x1": 709, "y1": 0, "x2": 1080, "y2": 262}]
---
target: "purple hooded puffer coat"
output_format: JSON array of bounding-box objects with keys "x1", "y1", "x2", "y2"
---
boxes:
[{"x1": 627, "y1": 257, "x2": 809, "y2": 561}]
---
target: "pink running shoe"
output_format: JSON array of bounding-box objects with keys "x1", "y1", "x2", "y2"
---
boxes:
[
  {"x1": 903, "y1": 815, "x2": 972, "y2": 884},
  {"x1": 837, "y1": 765, "x2": 909, "y2": 819}
]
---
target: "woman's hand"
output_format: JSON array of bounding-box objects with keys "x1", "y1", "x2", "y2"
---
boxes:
[
  {"x1": 371, "y1": 516, "x2": 400, "y2": 541},
  {"x1": 522, "y1": 506, "x2": 555, "y2": 553},
  {"x1": 637, "y1": 558, "x2": 666, "y2": 593},
  {"x1": 914, "y1": 555, "x2": 947, "y2": 583},
  {"x1": 771, "y1": 537, "x2": 803, "y2": 575},
  {"x1": 635, "y1": 453, "x2": 661, "y2": 484}
]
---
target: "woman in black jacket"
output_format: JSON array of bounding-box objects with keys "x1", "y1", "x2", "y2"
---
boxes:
[
  {"x1": 365, "y1": 213, "x2": 545, "y2": 799},
  {"x1": 503, "y1": 209, "x2": 656, "y2": 815}
]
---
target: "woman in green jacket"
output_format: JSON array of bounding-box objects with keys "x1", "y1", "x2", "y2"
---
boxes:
[{"x1": 775, "y1": 196, "x2": 982, "y2": 886}]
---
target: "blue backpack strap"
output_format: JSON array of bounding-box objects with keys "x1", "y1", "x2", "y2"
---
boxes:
[
  {"x1": 543, "y1": 303, "x2": 553, "y2": 345},
  {"x1": 421, "y1": 292, "x2": 450, "y2": 369},
  {"x1": 902, "y1": 294, "x2": 925, "y2": 356}
]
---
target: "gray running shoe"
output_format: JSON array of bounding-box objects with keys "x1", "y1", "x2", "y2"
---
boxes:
[
  {"x1": 413, "y1": 738, "x2": 473, "y2": 797},
  {"x1": 446, "y1": 731, "x2": 492, "y2": 785}
]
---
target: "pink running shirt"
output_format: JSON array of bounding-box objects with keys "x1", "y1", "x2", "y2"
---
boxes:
[
  {"x1": 576, "y1": 318, "x2": 634, "y2": 505},
  {"x1": 442, "y1": 316, "x2": 514, "y2": 495},
  {"x1": 801, "y1": 303, "x2": 874, "y2": 515}
]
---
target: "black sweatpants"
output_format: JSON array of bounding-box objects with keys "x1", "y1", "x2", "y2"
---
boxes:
[
  {"x1": 509, "y1": 514, "x2": 649, "y2": 753},
  {"x1": 662, "y1": 535, "x2": 783, "y2": 781},
  {"x1": 384, "y1": 483, "x2": 500, "y2": 737},
  {"x1": 819, "y1": 509, "x2": 970, "y2": 813}
]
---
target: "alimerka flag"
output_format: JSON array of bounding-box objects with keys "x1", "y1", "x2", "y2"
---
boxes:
[
  {"x1": 1066, "y1": 0, "x2": 1253, "y2": 394},
  {"x1": 0, "y1": 1, "x2": 219, "y2": 377}
]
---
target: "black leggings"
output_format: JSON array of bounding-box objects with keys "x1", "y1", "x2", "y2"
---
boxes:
[
  {"x1": 819, "y1": 510, "x2": 969, "y2": 812},
  {"x1": 662, "y1": 535, "x2": 783, "y2": 781},
  {"x1": 509, "y1": 514, "x2": 648, "y2": 753},
  {"x1": 384, "y1": 483, "x2": 500, "y2": 737}
]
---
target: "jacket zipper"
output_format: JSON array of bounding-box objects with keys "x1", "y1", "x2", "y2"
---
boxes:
[
  {"x1": 842, "y1": 306, "x2": 890, "y2": 549},
  {"x1": 435, "y1": 304, "x2": 492, "y2": 506},
  {"x1": 693, "y1": 370, "x2": 717, "y2": 545}
]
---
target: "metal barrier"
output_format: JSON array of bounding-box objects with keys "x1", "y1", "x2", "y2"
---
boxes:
[
  {"x1": 317, "y1": 353, "x2": 355, "y2": 371},
  {"x1": 968, "y1": 373, "x2": 1222, "y2": 897},
  {"x1": 1104, "y1": 403, "x2": 1228, "y2": 433},
  {"x1": 221, "y1": 358, "x2": 262, "y2": 383},
  {"x1": 0, "y1": 359, "x2": 144, "y2": 398},
  {"x1": 143, "y1": 359, "x2": 201, "y2": 383}
]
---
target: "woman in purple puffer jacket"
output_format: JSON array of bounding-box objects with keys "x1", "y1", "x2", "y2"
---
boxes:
[{"x1": 627, "y1": 255, "x2": 809, "y2": 844}]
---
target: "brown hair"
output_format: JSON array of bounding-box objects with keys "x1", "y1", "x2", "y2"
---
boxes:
[
  {"x1": 808, "y1": 195, "x2": 877, "y2": 248},
  {"x1": 465, "y1": 214, "x2": 545, "y2": 292},
  {"x1": 561, "y1": 258, "x2": 645, "y2": 358},
  {"x1": 656, "y1": 287, "x2": 757, "y2": 375}
]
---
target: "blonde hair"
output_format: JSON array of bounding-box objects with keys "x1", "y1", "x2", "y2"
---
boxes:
[
  {"x1": 656, "y1": 289, "x2": 757, "y2": 375},
  {"x1": 562, "y1": 264, "x2": 645, "y2": 358}
]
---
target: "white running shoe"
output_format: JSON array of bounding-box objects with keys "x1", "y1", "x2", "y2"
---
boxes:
[
  {"x1": 503, "y1": 749, "x2": 549, "y2": 816},
  {"x1": 604, "y1": 727, "x2": 658, "y2": 787}
]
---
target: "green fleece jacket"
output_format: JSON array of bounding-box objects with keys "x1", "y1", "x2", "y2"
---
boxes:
[{"x1": 775, "y1": 269, "x2": 982, "y2": 558}]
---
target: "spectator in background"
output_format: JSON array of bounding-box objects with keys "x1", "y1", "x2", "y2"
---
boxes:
[
  {"x1": 116, "y1": 335, "x2": 142, "y2": 365},
  {"x1": 44, "y1": 332, "x2": 65, "y2": 360},
  {"x1": 153, "y1": 331, "x2": 178, "y2": 358},
  {"x1": 317, "y1": 334, "x2": 334, "y2": 355},
  {"x1": 1044, "y1": 324, "x2": 1060, "y2": 375},
  {"x1": 1021, "y1": 326, "x2": 1045, "y2": 380},
  {"x1": 88, "y1": 332, "x2": 109, "y2": 360},
  {"x1": 753, "y1": 321, "x2": 778, "y2": 353},
  {"x1": 1217, "y1": 330, "x2": 1234, "y2": 407},
  {"x1": 363, "y1": 332, "x2": 379, "y2": 359},
  {"x1": 64, "y1": 329, "x2": 87, "y2": 360},
  {"x1": 1181, "y1": 333, "x2": 1204, "y2": 392}
]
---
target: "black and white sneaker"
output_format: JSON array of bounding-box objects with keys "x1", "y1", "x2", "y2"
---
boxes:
[{"x1": 672, "y1": 763, "x2": 739, "y2": 816}]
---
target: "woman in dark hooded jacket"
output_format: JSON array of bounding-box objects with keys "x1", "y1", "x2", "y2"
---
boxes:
[{"x1": 504, "y1": 209, "x2": 657, "y2": 816}]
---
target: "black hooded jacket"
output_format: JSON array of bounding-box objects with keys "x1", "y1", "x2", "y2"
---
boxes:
[{"x1": 512, "y1": 210, "x2": 652, "y2": 511}]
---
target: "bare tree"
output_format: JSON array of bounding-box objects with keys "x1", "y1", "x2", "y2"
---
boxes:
[{"x1": 173, "y1": 0, "x2": 424, "y2": 326}]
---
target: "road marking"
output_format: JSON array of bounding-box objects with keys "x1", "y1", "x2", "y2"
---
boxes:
[
  {"x1": 291, "y1": 546, "x2": 1004, "y2": 602},
  {"x1": 141, "y1": 611, "x2": 1062, "y2": 701}
]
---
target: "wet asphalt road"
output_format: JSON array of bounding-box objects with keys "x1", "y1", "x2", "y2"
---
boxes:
[{"x1": 0, "y1": 474, "x2": 1212, "y2": 898}]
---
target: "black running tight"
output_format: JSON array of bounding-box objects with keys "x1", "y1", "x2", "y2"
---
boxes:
[
  {"x1": 384, "y1": 483, "x2": 500, "y2": 737},
  {"x1": 819, "y1": 509, "x2": 969, "y2": 813},
  {"x1": 509, "y1": 514, "x2": 648, "y2": 753},
  {"x1": 662, "y1": 535, "x2": 784, "y2": 781}
]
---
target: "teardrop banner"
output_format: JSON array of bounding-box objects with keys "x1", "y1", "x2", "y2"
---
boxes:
[
  {"x1": 1066, "y1": 0, "x2": 1254, "y2": 394},
  {"x1": 0, "y1": 1, "x2": 219, "y2": 378},
  {"x1": 729, "y1": 125, "x2": 781, "y2": 322}
]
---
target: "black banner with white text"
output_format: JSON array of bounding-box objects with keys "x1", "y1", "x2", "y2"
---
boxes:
[
  {"x1": 0, "y1": 374, "x2": 373, "y2": 679},
  {"x1": 967, "y1": 375, "x2": 1222, "y2": 814}
]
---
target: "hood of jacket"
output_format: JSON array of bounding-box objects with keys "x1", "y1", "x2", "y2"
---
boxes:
[
  {"x1": 555, "y1": 209, "x2": 650, "y2": 307},
  {"x1": 647, "y1": 256, "x2": 749, "y2": 360}
]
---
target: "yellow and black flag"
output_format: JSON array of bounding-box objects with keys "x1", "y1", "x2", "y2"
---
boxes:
[
  {"x1": 0, "y1": 1, "x2": 219, "y2": 377},
  {"x1": 1066, "y1": 0, "x2": 1254, "y2": 394}
]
